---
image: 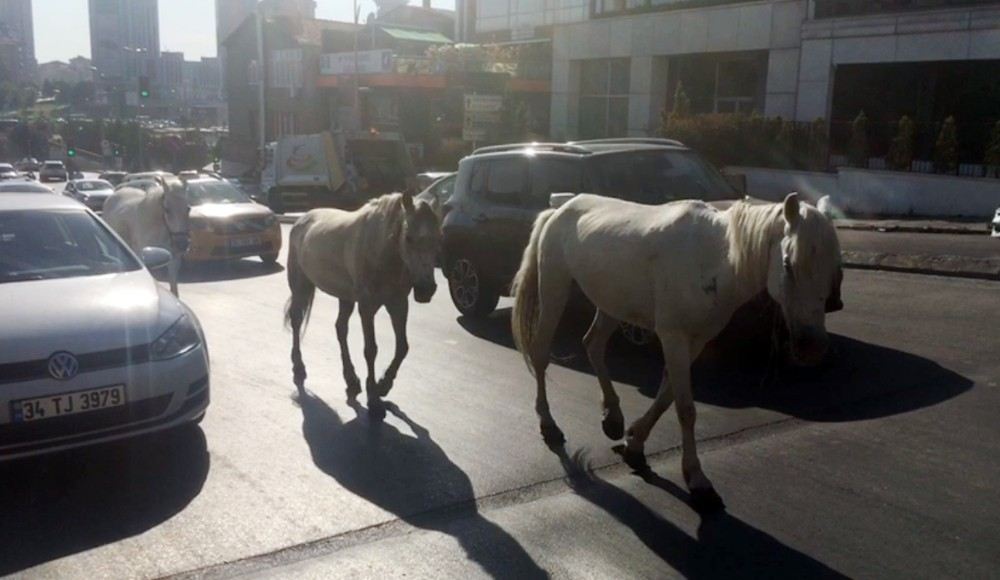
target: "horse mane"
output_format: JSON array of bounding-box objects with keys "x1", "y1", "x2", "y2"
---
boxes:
[
  {"x1": 359, "y1": 193, "x2": 408, "y2": 273},
  {"x1": 725, "y1": 200, "x2": 784, "y2": 293}
]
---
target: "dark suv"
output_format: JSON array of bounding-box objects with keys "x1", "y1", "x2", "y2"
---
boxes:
[{"x1": 441, "y1": 139, "x2": 741, "y2": 318}]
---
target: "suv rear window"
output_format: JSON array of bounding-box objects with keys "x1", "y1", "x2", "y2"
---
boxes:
[
  {"x1": 591, "y1": 150, "x2": 736, "y2": 204},
  {"x1": 528, "y1": 158, "x2": 582, "y2": 209},
  {"x1": 487, "y1": 158, "x2": 527, "y2": 206}
]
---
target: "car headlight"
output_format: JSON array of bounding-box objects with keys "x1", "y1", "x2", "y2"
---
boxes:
[{"x1": 151, "y1": 314, "x2": 201, "y2": 361}]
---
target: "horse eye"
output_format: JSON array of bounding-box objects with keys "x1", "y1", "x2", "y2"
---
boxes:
[{"x1": 783, "y1": 255, "x2": 793, "y2": 273}]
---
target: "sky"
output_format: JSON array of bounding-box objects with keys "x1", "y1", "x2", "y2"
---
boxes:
[{"x1": 33, "y1": 0, "x2": 456, "y2": 64}]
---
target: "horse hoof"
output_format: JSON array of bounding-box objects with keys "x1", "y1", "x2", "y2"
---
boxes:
[
  {"x1": 540, "y1": 423, "x2": 565, "y2": 447},
  {"x1": 689, "y1": 487, "x2": 726, "y2": 514},
  {"x1": 622, "y1": 446, "x2": 649, "y2": 473},
  {"x1": 601, "y1": 407, "x2": 625, "y2": 441}
]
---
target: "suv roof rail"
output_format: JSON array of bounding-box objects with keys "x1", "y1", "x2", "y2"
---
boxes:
[
  {"x1": 472, "y1": 142, "x2": 591, "y2": 156},
  {"x1": 569, "y1": 138, "x2": 686, "y2": 147}
]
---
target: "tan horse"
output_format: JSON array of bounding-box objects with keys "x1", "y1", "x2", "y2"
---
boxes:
[
  {"x1": 102, "y1": 176, "x2": 191, "y2": 296},
  {"x1": 512, "y1": 193, "x2": 842, "y2": 512},
  {"x1": 285, "y1": 192, "x2": 441, "y2": 417}
]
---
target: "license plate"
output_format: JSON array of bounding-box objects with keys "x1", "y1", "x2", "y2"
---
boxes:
[
  {"x1": 229, "y1": 236, "x2": 261, "y2": 249},
  {"x1": 12, "y1": 385, "x2": 126, "y2": 423}
]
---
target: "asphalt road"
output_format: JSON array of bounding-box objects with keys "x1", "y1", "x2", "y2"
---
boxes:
[
  {"x1": 838, "y1": 228, "x2": 999, "y2": 259},
  {"x1": 2, "y1": 223, "x2": 998, "y2": 579}
]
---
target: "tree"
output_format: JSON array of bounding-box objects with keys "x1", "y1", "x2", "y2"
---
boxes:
[
  {"x1": 983, "y1": 121, "x2": 1000, "y2": 178},
  {"x1": 848, "y1": 111, "x2": 869, "y2": 168},
  {"x1": 934, "y1": 116, "x2": 959, "y2": 175},
  {"x1": 661, "y1": 81, "x2": 691, "y2": 136},
  {"x1": 887, "y1": 115, "x2": 916, "y2": 171},
  {"x1": 41, "y1": 79, "x2": 54, "y2": 98}
]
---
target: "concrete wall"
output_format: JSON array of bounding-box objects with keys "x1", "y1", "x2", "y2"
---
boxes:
[
  {"x1": 794, "y1": 4, "x2": 1000, "y2": 121},
  {"x1": 728, "y1": 166, "x2": 1000, "y2": 218}
]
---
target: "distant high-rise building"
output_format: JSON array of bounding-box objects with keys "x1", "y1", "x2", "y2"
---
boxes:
[
  {"x1": 0, "y1": 0, "x2": 36, "y2": 81},
  {"x1": 216, "y1": 0, "x2": 257, "y2": 97},
  {"x1": 89, "y1": 0, "x2": 160, "y2": 83}
]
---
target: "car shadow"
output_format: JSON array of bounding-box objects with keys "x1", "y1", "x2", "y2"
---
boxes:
[
  {"x1": 296, "y1": 392, "x2": 548, "y2": 579},
  {"x1": 0, "y1": 425, "x2": 210, "y2": 576},
  {"x1": 552, "y1": 446, "x2": 847, "y2": 579},
  {"x1": 169, "y1": 259, "x2": 283, "y2": 283},
  {"x1": 457, "y1": 308, "x2": 972, "y2": 423}
]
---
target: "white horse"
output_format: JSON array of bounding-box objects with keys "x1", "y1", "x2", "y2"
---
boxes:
[
  {"x1": 512, "y1": 192, "x2": 842, "y2": 512},
  {"x1": 103, "y1": 176, "x2": 191, "y2": 296},
  {"x1": 285, "y1": 192, "x2": 441, "y2": 418}
]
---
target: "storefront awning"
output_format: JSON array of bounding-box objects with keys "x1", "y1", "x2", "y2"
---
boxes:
[{"x1": 380, "y1": 26, "x2": 452, "y2": 44}]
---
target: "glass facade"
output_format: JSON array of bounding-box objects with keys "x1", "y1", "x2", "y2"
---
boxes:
[
  {"x1": 815, "y1": 0, "x2": 997, "y2": 19},
  {"x1": 578, "y1": 58, "x2": 631, "y2": 139}
]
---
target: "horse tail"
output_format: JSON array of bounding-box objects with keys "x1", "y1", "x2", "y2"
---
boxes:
[
  {"x1": 284, "y1": 234, "x2": 316, "y2": 335},
  {"x1": 512, "y1": 209, "x2": 556, "y2": 374}
]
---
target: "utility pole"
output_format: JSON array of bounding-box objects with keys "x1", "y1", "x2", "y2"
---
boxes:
[
  {"x1": 256, "y1": 4, "x2": 267, "y2": 154},
  {"x1": 353, "y1": 0, "x2": 361, "y2": 135}
]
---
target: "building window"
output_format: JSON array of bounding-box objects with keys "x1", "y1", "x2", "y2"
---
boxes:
[
  {"x1": 270, "y1": 49, "x2": 303, "y2": 90},
  {"x1": 814, "y1": 0, "x2": 989, "y2": 19},
  {"x1": 714, "y1": 58, "x2": 761, "y2": 113},
  {"x1": 593, "y1": 0, "x2": 749, "y2": 18},
  {"x1": 274, "y1": 112, "x2": 296, "y2": 138},
  {"x1": 666, "y1": 52, "x2": 766, "y2": 115},
  {"x1": 579, "y1": 58, "x2": 630, "y2": 139}
]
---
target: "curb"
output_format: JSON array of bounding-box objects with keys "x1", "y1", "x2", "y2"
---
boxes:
[
  {"x1": 842, "y1": 251, "x2": 1000, "y2": 281},
  {"x1": 835, "y1": 223, "x2": 990, "y2": 236}
]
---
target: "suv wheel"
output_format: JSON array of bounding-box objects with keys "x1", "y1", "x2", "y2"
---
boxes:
[
  {"x1": 448, "y1": 258, "x2": 499, "y2": 318},
  {"x1": 619, "y1": 322, "x2": 656, "y2": 348}
]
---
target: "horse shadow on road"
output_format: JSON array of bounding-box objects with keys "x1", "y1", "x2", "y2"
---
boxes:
[
  {"x1": 297, "y1": 393, "x2": 548, "y2": 579},
  {"x1": 166, "y1": 259, "x2": 283, "y2": 284},
  {"x1": 0, "y1": 426, "x2": 209, "y2": 576},
  {"x1": 552, "y1": 446, "x2": 847, "y2": 579},
  {"x1": 458, "y1": 308, "x2": 972, "y2": 423}
]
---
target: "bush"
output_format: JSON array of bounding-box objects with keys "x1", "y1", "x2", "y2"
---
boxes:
[
  {"x1": 808, "y1": 118, "x2": 829, "y2": 171},
  {"x1": 887, "y1": 116, "x2": 916, "y2": 171},
  {"x1": 983, "y1": 121, "x2": 1000, "y2": 178},
  {"x1": 848, "y1": 111, "x2": 869, "y2": 168},
  {"x1": 660, "y1": 82, "x2": 691, "y2": 135},
  {"x1": 934, "y1": 116, "x2": 959, "y2": 175}
]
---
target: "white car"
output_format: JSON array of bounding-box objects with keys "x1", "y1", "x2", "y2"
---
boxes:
[
  {"x1": 992, "y1": 208, "x2": 1000, "y2": 238},
  {"x1": 0, "y1": 194, "x2": 210, "y2": 460}
]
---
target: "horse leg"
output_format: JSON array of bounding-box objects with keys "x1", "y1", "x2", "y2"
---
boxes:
[
  {"x1": 359, "y1": 302, "x2": 384, "y2": 420},
  {"x1": 336, "y1": 300, "x2": 361, "y2": 401},
  {"x1": 531, "y1": 269, "x2": 572, "y2": 446},
  {"x1": 377, "y1": 296, "x2": 409, "y2": 397},
  {"x1": 583, "y1": 310, "x2": 624, "y2": 440},
  {"x1": 167, "y1": 252, "x2": 180, "y2": 297}
]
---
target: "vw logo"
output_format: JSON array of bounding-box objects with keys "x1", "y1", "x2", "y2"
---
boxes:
[{"x1": 48, "y1": 352, "x2": 80, "y2": 381}]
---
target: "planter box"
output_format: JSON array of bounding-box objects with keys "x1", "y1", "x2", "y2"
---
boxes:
[{"x1": 725, "y1": 166, "x2": 1000, "y2": 219}]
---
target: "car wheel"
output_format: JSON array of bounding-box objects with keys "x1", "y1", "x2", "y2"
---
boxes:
[
  {"x1": 448, "y1": 257, "x2": 499, "y2": 318},
  {"x1": 260, "y1": 253, "x2": 279, "y2": 265},
  {"x1": 619, "y1": 321, "x2": 656, "y2": 348}
]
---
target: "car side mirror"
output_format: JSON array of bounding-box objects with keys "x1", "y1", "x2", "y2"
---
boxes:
[
  {"x1": 724, "y1": 172, "x2": 748, "y2": 196},
  {"x1": 141, "y1": 246, "x2": 173, "y2": 271},
  {"x1": 549, "y1": 192, "x2": 576, "y2": 209}
]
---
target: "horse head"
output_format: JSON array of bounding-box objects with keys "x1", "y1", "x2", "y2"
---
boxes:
[
  {"x1": 398, "y1": 191, "x2": 442, "y2": 304},
  {"x1": 159, "y1": 176, "x2": 191, "y2": 254},
  {"x1": 767, "y1": 193, "x2": 843, "y2": 367}
]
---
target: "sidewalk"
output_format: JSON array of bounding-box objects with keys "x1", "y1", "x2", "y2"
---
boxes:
[{"x1": 834, "y1": 217, "x2": 990, "y2": 236}]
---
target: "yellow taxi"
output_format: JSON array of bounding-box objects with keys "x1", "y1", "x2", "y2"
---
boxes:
[{"x1": 182, "y1": 177, "x2": 282, "y2": 264}]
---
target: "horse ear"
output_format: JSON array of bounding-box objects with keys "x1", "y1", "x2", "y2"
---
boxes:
[
  {"x1": 401, "y1": 190, "x2": 415, "y2": 214},
  {"x1": 783, "y1": 192, "x2": 801, "y2": 227}
]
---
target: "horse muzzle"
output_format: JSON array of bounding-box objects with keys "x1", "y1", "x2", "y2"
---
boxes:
[{"x1": 413, "y1": 282, "x2": 437, "y2": 304}]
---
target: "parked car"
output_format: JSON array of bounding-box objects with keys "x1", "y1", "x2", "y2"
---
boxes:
[
  {"x1": 0, "y1": 163, "x2": 18, "y2": 180},
  {"x1": 416, "y1": 171, "x2": 453, "y2": 191},
  {"x1": 183, "y1": 177, "x2": 282, "y2": 264},
  {"x1": 120, "y1": 170, "x2": 175, "y2": 186},
  {"x1": 65, "y1": 179, "x2": 115, "y2": 212},
  {"x1": 0, "y1": 193, "x2": 210, "y2": 461},
  {"x1": 415, "y1": 172, "x2": 456, "y2": 215},
  {"x1": 992, "y1": 207, "x2": 1000, "y2": 238},
  {"x1": 16, "y1": 157, "x2": 39, "y2": 172},
  {"x1": 39, "y1": 160, "x2": 68, "y2": 182},
  {"x1": 0, "y1": 180, "x2": 54, "y2": 194},
  {"x1": 98, "y1": 171, "x2": 127, "y2": 186},
  {"x1": 441, "y1": 139, "x2": 741, "y2": 318}
]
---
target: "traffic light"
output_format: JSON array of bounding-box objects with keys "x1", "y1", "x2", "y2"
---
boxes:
[
  {"x1": 67, "y1": 147, "x2": 77, "y2": 158},
  {"x1": 139, "y1": 76, "x2": 150, "y2": 99}
]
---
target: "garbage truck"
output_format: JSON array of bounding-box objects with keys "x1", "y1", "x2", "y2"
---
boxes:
[{"x1": 261, "y1": 131, "x2": 416, "y2": 213}]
